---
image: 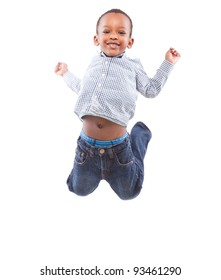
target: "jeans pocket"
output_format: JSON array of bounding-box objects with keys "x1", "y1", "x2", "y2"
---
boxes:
[
  {"x1": 113, "y1": 145, "x2": 134, "y2": 166},
  {"x1": 74, "y1": 146, "x2": 89, "y2": 165}
]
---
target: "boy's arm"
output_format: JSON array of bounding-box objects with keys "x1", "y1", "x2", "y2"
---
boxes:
[
  {"x1": 136, "y1": 48, "x2": 180, "y2": 98},
  {"x1": 54, "y1": 62, "x2": 81, "y2": 94},
  {"x1": 63, "y1": 71, "x2": 81, "y2": 94}
]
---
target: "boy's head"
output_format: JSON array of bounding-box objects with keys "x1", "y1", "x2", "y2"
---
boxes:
[
  {"x1": 96, "y1": 9, "x2": 133, "y2": 37},
  {"x1": 94, "y1": 9, "x2": 134, "y2": 57}
]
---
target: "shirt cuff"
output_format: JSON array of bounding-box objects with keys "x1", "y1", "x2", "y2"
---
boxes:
[
  {"x1": 159, "y1": 60, "x2": 174, "y2": 76},
  {"x1": 63, "y1": 71, "x2": 74, "y2": 86}
]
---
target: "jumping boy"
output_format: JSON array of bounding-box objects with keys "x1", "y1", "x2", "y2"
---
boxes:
[{"x1": 54, "y1": 9, "x2": 181, "y2": 199}]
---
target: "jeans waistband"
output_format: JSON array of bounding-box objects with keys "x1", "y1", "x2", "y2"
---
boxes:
[{"x1": 80, "y1": 130, "x2": 128, "y2": 148}]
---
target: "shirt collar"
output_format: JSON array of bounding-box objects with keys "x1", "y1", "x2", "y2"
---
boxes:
[{"x1": 100, "y1": 51, "x2": 125, "y2": 58}]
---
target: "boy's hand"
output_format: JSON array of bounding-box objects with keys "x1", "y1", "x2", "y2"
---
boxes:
[
  {"x1": 54, "y1": 62, "x2": 68, "y2": 76},
  {"x1": 165, "y1": 48, "x2": 181, "y2": 64}
]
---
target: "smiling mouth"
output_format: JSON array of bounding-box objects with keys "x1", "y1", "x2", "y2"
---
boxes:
[
  {"x1": 106, "y1": 43, "x2": 120, "y2": 50},
  {"x1": 107, "y1": 42, "x2": 120, "y2": 47}
]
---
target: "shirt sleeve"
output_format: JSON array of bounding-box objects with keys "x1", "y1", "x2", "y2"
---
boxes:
[
  {"x1": 63, "y1": 71, "x2": 81, "y2": 94},
  {"x1": 135, "y1": 59, "x2": 174, "y2": 98}
]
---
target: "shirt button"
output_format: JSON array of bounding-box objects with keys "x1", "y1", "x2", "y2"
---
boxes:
[{"x1": 99, "y1": 149, "x2": 105, "y2": 154}]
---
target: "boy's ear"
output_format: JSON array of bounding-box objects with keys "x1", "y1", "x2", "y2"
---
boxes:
[
  {"x1": 94, "y1": 35, "x2": 99, "y2": 46},
  {"x1": 127, "y1": 38, "x2": 134, "y2": 49}
]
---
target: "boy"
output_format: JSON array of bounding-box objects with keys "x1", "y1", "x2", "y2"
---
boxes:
[{"x1": 55, "y1": 9, "x2": 180, "y2": 200}]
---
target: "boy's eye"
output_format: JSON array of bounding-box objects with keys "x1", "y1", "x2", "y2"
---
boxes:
[{"x1": 102, "y1": 30, "x2": 126, "y2": 35}]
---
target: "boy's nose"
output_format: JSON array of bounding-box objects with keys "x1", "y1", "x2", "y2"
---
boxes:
[{"x1": 109, "y1": 32, "x2": 118, "y2": 39}]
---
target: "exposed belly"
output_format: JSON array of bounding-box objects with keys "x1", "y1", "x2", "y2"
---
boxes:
[{"x1": 82, "y1": 115, "x2": 126, "y2": 140}]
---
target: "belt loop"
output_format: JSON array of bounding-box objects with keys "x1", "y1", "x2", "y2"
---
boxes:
[
  {"x1": 108, "y1": 148, "x2": 114, "y2": 159},
  {"x1": 89, "y1": 146, "x2": 95, "y2": 157}
]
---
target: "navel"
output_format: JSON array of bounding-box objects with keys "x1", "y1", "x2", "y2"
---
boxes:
[{"x1": 97, "y1": 123, "x2": 103, "y2": 129}]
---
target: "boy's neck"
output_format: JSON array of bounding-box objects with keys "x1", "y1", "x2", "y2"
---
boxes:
[{"x1": 100, "y1": 51, "x2": 125, "y2": 58}]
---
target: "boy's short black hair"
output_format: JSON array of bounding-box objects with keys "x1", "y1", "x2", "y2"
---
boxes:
[{"x1": 96, "y1": 8, "x2": 133, "y2": 37}]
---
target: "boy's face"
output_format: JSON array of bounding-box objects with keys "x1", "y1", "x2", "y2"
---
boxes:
[{"x1": 94, "y1": 13, "x2": 134, "y2": 57}]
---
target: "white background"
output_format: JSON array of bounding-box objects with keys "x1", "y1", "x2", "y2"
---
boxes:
[{"x1": 0, "y1": 0, "x2": 220, "y2": 279}]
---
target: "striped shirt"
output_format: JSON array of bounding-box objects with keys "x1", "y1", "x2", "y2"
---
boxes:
[{"x1": 63, "y1": 52, "x2": 174, "y2": 126}]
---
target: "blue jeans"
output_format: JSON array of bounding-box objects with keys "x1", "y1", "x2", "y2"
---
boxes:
[{"x1": 67, "y1": 122, "x2": 152, "y2": 200}]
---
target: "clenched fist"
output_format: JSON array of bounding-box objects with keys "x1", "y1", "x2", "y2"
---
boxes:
[{"x1": 54, "y1": 62, "x2": 68, "y2": 76}]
